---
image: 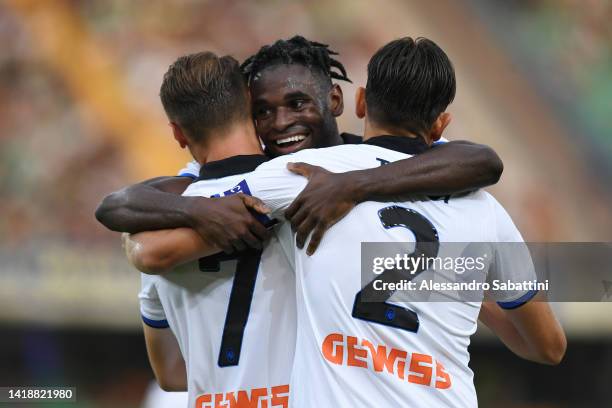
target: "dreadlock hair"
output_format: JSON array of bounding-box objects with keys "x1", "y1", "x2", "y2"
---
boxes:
[{"x1": 241, "y1": 35, "x2": 352, "y2": 86}]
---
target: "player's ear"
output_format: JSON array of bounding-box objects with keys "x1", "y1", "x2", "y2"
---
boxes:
[
  {"x1": 329, "y1": 84, "x2": 344, "y2": 117},
  {"x1": 170, "y1": 122, "x2": 188, "y2": 149},
  {"x1": 355, "y1": 87, "x2": 366, "y2": 119},
  {"x1": 430, "y1": 112, "x2": 451, "y2": 142}
]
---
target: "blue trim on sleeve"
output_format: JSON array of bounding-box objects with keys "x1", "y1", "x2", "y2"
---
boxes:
[
  {"x1": 432, "y1": 140, "x2": 447, "y2": 146},
  {"x1": 497, "y1": 289, "x2": 538, "y2": 310},
  {"x1": 142, "y1": 315, "x2": 170, "y2": 329},
  {"x1": 216, "y1": 180, "x2": 277, "y2": 228},
  {"x1": 178, "y1": 173, "x2": 198, "y2": 180}
]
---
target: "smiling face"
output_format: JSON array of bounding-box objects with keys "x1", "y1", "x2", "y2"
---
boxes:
[{"x1": 249, "y1": 64, "x2": 343, "y2": 157}]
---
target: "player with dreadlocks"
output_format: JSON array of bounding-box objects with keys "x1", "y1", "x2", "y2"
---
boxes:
[
  {"x1": 95, "y1": 35, "x2": 505, "y2": 402},
  {"x1": 241, "y1": 35, "x2": 354, "y2": 157},
  {"x1": 96, "y1": 36, "x2": 504, "y2": 256}
]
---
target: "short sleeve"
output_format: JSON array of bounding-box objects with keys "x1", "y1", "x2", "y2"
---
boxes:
[
  {"x1": 177, "y1": 160, "x2": 200, "y2": 180},
  {"x1": 487, "y1": 199, "x2": 538, "y2": 309},
  {"x1": 139, "y1": 273, "x2": 169, "y2": 328},
  {"x1": 432, "y1": 136, "x2": 449, "y2": 147},
  {"x1": 235, "y1": 155, "x2": 309, "y2": 218}
]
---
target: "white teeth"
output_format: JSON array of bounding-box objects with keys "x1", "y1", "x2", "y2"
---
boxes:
[{"x1": 276, "y1": 135, "x2": 306, "y2": 145}]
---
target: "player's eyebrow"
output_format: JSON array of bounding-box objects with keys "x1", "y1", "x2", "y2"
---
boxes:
[{"x1": 283, "y1": 91, "x2": 311, "y2": 100}]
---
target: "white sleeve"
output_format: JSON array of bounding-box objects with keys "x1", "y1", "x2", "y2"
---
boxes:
[
  {"x1": 487, "y1": 199, "x2": 538, "y2": 309},
  {"x1": 138, "y1": 274, "x2": 169, "y2": 328},
  {"x1": 239, "y1": 156, "x2": 309, "y2": 218},
  {"x1": 432, "y1": 136, "x2": 449, "y2": 146},
  {"x1": 177, "y1": 160, "x2": 200, "y2": 180}
]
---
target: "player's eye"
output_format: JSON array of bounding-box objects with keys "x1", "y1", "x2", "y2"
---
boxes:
[
  {"x1": 290, "y1": 99, "x2": 306, "y2": 110},
  {"x1": 254, "y1": 106, "x2": 272, "y2": 120}
]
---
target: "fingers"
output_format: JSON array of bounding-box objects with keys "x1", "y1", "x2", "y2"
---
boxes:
[
  {"x1": 229, "y1": 238, "x2": 246, "y2": 253},
  {"x1": 306, "y1": 224, "x2": 328, "y2": 256},
  {"x1": 237, "y1": 228, "x2": 262, "y2": 251},
  {"x1": 216, "y1": 238, "x2": 236, "y2": 255},
  {"x1": 295, "y1": 216, "x2": 317, "y2": 250},
  {"x1": 240, "y1": 194, "x2": 270, "y2": 215},
  {"x1": 287, "y1": 204, "x2": 308, "y2": 234},
  {"x1": 287, "y1": 162, "x2": 320, "y2": 179},
  {"x1": 285, "y1": 195, "x2": 303, "y2": 220},
  {"x1": 248, "y1": 219, "x2": 270, "y2": 246}
]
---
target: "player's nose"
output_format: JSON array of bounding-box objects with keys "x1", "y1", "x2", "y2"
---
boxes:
[{"x1": 271, "y1": 107, "x2": 296, "y2": 132}]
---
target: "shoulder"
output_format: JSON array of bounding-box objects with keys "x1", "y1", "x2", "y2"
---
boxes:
[
  {"x1": 479, "y1": 192, "x2": 523, "y2": 242},
  {"x1": 260, "y1": 144, "x2": 373, "y2": 167},
  {"x1": 182, "y1": 179, "x2": 212, "y2": 197},
  {"x1": 182, "y1": 174, "x2": 250, "y2": 197}
]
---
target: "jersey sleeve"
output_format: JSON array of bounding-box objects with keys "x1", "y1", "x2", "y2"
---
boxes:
[
  {"x1": 238, "y1": 156, "x2": 309, "y2": 218},
  {"x1": 139, "y1": 273, "x2": 170, "y2": 328},
  {"x1": 177, "y1": 160, "x2": 200, "y2": 180},
  {"x1": 431, "y1": 136, "x2": 449, "y2": 147},
  {"x1": 486, "y1": 199, "x2": 538, "y2": 309}
]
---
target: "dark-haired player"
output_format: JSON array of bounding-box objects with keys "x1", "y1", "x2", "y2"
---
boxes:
[
  {"x1": 129, "y1": 37, "x2": 565, "y2": 407},
  {"x1": 96, "y1": 36, "x2": 503, "y2": 256}
]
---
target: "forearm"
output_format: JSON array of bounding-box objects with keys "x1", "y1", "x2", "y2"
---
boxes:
[
  {"x1": 143, "y1": 324, "x2": 187, "y2": 391},
  {"x1": 479, "y1": 301, "x2": 564, "y2": 364},
  {"x1": 350, "y1": 141, "x2": 503, "y2": 201},
  {"x1": 479, "y1": 302, "x2": 535, "y2": 361},
  {"x1": 96, "y1": 183, "x2": 197, "y2": 233},
  {"x1": 124, "y1": 229, "x2": 218, "y2": 274}
]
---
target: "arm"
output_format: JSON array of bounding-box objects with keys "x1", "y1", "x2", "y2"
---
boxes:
[
  {"x1": 348, "y1": 140, "x2": 503, "y2": 199},
  {"x1": 285, "y1": 141, "x2": 503, "y2": 254},
  {"x1": 96, "y1": 176, "x2": 269, "y2": 253},
  {"x1": 142, "y1": 323, "x2": 187, "y2": 391},
  {"x1": 478, "y1": 297, "x2": 566, "y2": 365},
  {"x1": 123, "y1": 229, "x2": 218, "y2": 274},
  {"x1": 95, "y1": 176, "x2": 194, "y2": 233},
  {"x1": 480, "y1": 199, "x2": 565, "y2": 364}
]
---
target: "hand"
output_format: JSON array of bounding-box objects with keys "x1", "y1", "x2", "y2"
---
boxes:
[
  {"x1": 186, "y1": 194, "x2": 271, "y2": 254},
  {"x1": 285, "y1": 162, "x2": 360, "y2": 255}
]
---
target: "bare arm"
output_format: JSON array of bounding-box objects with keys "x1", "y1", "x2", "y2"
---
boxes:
[
  {"x1": 123, "y1": 229, "x2": 219, "y2": 274},
  {"x1": 95, "y1": 176, "x2": 194, "y2": 233},
  {"x1": 95, "y1": 175, "x2": 269, "y2": 253},
  {"x1": 347, "y1": 140, "x2": 503, "y2": 200},
  {"x1": 478, "y1": 296, "x2": 566, "y2": 365},
  {"x1": 142, "y1": 323, "x2": 187, "y2": 391},
  {"x1": 285, "y1": 141, "x2": 503, "y2": 254}
]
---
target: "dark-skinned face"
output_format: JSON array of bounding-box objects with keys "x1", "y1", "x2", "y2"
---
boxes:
[{"x1": 250, "y1": 64, "x2": 343, "y2": 157}]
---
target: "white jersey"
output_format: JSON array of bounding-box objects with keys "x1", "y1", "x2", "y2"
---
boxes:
[
  {"x1": 230, "y1": 137, "x2": 536, "y2": 408},
  {"x1": 139, "y1": 155, "x2": 296, "y2": 408}
]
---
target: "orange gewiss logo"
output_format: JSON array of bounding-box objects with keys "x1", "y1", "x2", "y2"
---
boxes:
[
  {"x1": 321, "y1": 333, "x2": 452, "y2": 389},
  {"x1": 195, "y1": 384, "x2": 289, "y2": 408}
]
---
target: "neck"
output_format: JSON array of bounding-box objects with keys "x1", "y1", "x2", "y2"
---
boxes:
[
  {"x1": 327, "y1": 132, "x2": 344, "y2": 147},
  {"x1": 362, "y1": 118, "x2": 431, "y2": 145},
  {"x1": 320, "y1": 120, "x2": 344, "y2": 147},
  {"x1": 192, "y1": 122, "x2": 263, "y2": 164}
]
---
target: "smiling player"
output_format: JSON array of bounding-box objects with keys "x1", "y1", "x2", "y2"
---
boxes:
[
  {"x1": 96, "y1": 36, "x2": 503, "y2": 256},
  {"x1": 97, "y1": 36, "x2": 508, "y2": 408},
  {"x1": 126, "y1": 37, "x2": 566, "y2": 407}
]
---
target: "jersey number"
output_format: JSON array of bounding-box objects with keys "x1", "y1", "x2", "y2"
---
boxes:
[
  {"x1": 200, "y1": 250, "x2": 261, "y2": 367},
  {"x1": 352, "y1": 206, "x2": 439, "y2": 332}
]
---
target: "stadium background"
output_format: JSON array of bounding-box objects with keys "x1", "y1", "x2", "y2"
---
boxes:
[{"x1": 1, "y1": 0, "x2": 611, "y2": 407}]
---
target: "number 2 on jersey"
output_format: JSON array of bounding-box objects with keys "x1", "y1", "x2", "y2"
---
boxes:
[{"x1": 352, "y1": 205, "x2": 439, "y2": 332}]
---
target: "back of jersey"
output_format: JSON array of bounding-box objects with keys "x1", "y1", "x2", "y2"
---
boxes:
[
  {"x1": 139, "y1": 169, "x2": 296, "y2": 408},
  {"x1": 240, "y1": 139, "x2": 534, "y2": 408}
]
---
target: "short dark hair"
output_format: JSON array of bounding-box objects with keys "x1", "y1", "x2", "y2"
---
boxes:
[
  {"x1": 241, "y1": 35, "x2": 352, "y2": 86},
  {"x1": 365, "y1": 37, "x2": 456, "y2": 134},
  {"x1": 160, "y1": 52, "x2": 250, "y2": 141}
]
